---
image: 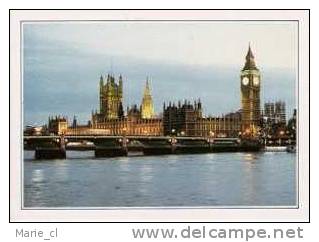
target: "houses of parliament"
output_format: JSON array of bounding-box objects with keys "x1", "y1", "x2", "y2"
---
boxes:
[
  {"x1": 89, "y1": 74, "x2": 162, "y2": 136},
  {"x1": 50, "y1": 45, "x2": 272, "y2": 138}
]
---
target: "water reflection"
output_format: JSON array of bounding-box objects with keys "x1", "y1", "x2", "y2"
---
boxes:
[
  {"x1": 24, "y1": 151, "x2": 296, "y2": 207},
  {"x1": 139, "y1": 164, "x2": 154, "y2": 182},
  {"x1": 242, "y1": 156, "x2": 258, "y2": 205},
  {"x1": 243, "y1": 153, "x2": 258, "y2": 162},
  {"x1": 31, "y1": 169, "x2": 44, "y2": 183}
]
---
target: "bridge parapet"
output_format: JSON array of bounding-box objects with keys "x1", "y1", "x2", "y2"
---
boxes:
[{"x1": 23, "y1": 135, "x2": 261, "y2": 159}]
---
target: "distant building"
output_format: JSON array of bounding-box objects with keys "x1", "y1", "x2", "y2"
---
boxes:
[
  {"x1": 275, "y1": 101, "x2": 286, "y2": 124},
  {"x1": 287, "y1": 108, "x2": 296, "y2": 141},
  {"x1": 141, "y1": 78, "x2": 155, "y2": 119},
  {"x1": 48, "y1": 116, "x2": 68, "y2": 135},
  {"x1": 264, "y1": 101, "x2": 286, "y2": 124},
  {"x1": 264, "y1": 102, "x2": 275, "y2": 119}
]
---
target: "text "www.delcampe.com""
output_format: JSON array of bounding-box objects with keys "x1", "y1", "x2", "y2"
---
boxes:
[{"x1": 132, "y1": 226, "x2": 304, "y2": 241}]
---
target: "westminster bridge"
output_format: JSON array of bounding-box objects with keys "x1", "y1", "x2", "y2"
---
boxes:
[{"x1": 24, "y1": 135, "x2": 262, "y2": 159}]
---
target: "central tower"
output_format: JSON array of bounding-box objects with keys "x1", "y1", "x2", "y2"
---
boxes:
[
  {"x1": 141, "y1": 78, "x2": 155, "y2": 119},
  {"x1": 240, "y1": 44, "x2": 261, "y2": 136}
]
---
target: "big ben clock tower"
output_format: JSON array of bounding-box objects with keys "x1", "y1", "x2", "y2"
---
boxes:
[{"x1": 240, "y1": 44, "x2": 261, "y2": 137}]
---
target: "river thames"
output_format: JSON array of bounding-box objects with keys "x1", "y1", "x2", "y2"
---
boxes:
[{"x1": 24, "y1": 151, "x2": 296, "y2": 207}]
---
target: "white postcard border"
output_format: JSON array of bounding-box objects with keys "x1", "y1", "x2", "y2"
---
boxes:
[{"x1": 9, "y1": 9, "x2": 309, "y2": 222}]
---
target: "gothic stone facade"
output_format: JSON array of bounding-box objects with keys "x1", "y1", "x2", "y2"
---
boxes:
[
  {"x1": 91, "y1": 104, "x2": 162, "y2": 136},
  {"x1": 94, "y1": 74, "x2": 124, "y2": 121},
  {"x1": 163, "y1": 100, "x2": 202, "y2": 136},
  {"x1": 91, "y1": 75, "x2": 162, "y2": 136},
  {"x1": 163, "y1": 100, "x2": 241, "y2": 137},
  {"x1": 195, "y1": 112, "x2": 242, "y2": 137}
]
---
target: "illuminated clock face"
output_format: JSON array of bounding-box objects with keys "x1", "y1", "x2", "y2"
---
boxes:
[
  {"x1": 253, "y1": 76, "x2": 260, "y2": 86},
  {"x1": 242, "y1": 77, "x2": 249, "y2": 86}
]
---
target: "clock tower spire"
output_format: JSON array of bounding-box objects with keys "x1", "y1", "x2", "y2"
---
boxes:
[
  {"x1": 240, "y1": 44, "x2": 261, "y2": 137},
  {"x1": 243, "y1": 43, "x2": 258, "y2": 71}
]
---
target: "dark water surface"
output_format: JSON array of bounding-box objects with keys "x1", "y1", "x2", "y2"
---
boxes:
[{"x1": 24, "y1": 151, "x2": 296, "y2": 207}]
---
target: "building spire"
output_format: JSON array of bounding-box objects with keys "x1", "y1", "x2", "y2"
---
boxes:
[
  {"x1": 146, "y1": 76, "x2": 149, "y2": 88},
  {"x1": 144, "y1": 76, "x2": 151, "y2": 96},
  {"x1": 141, "y1": 77, "x2": 155, "y2": 119},
  {"x1": 243, "y1": 43, "x2": 258, "y2": 71}
]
